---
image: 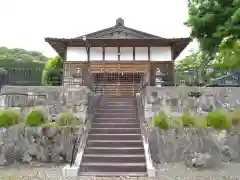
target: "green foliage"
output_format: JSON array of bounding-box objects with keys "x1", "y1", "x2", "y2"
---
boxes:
[
  {"x1": 185, "y1": 0, "x2": 239, "y2": 64},
  {"x1": 0, "y1": 46, "x2": 46, "y2": 85},
  {"x1": 57, "y1": 112, "x2": 82, "y2": 126},
  {"x1": 215, "y1": 37, "x2": 240, "y2": 70},
  {"x1": 152, "y1": 111, "x2": 169, "y2": 129},
  {"x1": 24, "y1": 108, "x2": 46, "y2": 126},
  {"x1": 0, "y1": 109, "x2": 20, "y2": 127},
  {"x1": 42, "y1": 56, "x2": 63, "y2": 86},
  {"x1": 180, "y1": 112, "x2": 196, "y2": 127},
  {"x1": 175, "y1": 52, "x2": 206, "y2": 84},
  {"x1": 151, "y1": 110, "x2": 237, "y2": 129},
  {"x1": 206, "y1": 110, "x2": 230, "y2": 129},
  {"x1": 175, "y1": 52, "x2": 204, "y2": 70},
  {"x1": 0, "y1": 46, "x2": 47, "y2": 63}
]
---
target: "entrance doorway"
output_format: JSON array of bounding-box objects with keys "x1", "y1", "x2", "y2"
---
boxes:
[{"x1": 93, "y1": 72, "x2": 144, "y2": 96}]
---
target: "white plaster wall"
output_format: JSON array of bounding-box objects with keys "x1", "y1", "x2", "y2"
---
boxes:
[
  {"x1": 90, "y1": 47, "x2": 103, "y2": 61},
  {"x1": 66, "y1": 47, "x2": 87, "y2": 61},
  {"x1": 105, "y1": 47, "x2": 118, "y2": 61},
  {"x1": 150, "y1": 47, "x2": 172, "y2": 61},
  {"x1": 135, "y1": 47, "x2": 148, "y2": 61},
  {"x1": 120, "y1": 47, "x2": 133, "y2": 60}
]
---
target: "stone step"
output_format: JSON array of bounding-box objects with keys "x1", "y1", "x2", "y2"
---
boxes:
[
  {"x1": 91, "y1": 123, "x2": 140, "y2": 129},
  {"x1": 80, "y1": 163, "x2": 146, "y2": 173},
  {"x1": 88, "y1": 134, "x2": 142, "y2": 140},
  {"x1": 96, "y1": 109, "x2": 136, "y2": 113},
  {"x1": 87, "y1": 140, "x2": 143, "y2": 147},
  {"x1": 100, "y1": 101, "x2": 135, "y2": 104},
  {"x1": 95, "y1": 113, "x2": 136, "y2": 118},
  {"x1": 101, "y1": 98, "x2": 135, "y2": 101},
  {"x1": 101, "y1": 99, "x2": 135, "y2": 102},
  {"x1": 90, "y1": 128, "x2": 141, "y2": 134},
  {"x1": 84, "y1": 147, "x2": 145, "y2": 155},
  {"x1": 101, "y1": 97, "x2": 135, "y2": 100},
  {"x1": 100, "y1": 104, "x2": 135, "y2": 107},
  {"x1": 100, "y1": 102, "x2": 135, "y2": 106},
  {"x1": 93, "y1": 117, "x2": 138, "y2": 123},
  {"x1": 82, "y1": 154, "x2": 145, "y2": 163},
  {"x1": 96, "y1": 112, "x2": 135, "y2": 114},
  {"x1": 79, "y1": 172, "x2": 147, "y2": 176},
  {"x1": 97, "y1": 105, "x2": 136, "y2": 109}
]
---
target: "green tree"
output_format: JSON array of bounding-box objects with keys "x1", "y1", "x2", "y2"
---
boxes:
[
  {"x1": 42, "y1": 56, "x2": 63, "y2": 86},
  {"x1": 175, "y1": 52, "x2": 205, "y2": 84},
  {"x1": 175, "y1": 52, "x2": 204, "y2": 69},
  {"x1": 215, "y1": 37, "x2": 240, "y2": 69},
  {"x1": 185, "y1": 0, "x2": 239, "y2": 64},
  {"x1": 0, "y1": 46, "x2": 46, "y2": 85},
  {"x1": 175, "y1": 51, "x2": 230, "y2": 84}
]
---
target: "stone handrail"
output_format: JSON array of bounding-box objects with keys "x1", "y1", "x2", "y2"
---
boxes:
[
  {"x1": 136, "y1": 86, "x2": 155, "y2": 176},
  {"x1": 70, "y1": 90, "x2": 101, "y2": 167}
]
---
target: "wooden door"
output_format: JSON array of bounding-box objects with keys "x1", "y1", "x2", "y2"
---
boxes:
[
  {"x1": 91, "y1": 61, "x2": 148, "y2": 96},
  {"x1": 94, "y1": 72, "x2": 143, "y2": 96}
]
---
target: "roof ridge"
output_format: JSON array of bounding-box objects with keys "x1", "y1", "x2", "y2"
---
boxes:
[{"x1": 73, "y1": 24, "x2": 163, "y2": 39}]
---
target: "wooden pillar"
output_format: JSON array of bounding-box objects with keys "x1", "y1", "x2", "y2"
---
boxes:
[{"x1": 133, "y1": 47, "x2": 135, "y2": 61}]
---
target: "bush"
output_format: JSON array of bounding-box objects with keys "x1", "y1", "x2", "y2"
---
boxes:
[
  {"x1": 206, "y1": 110, "x2": 230, "y2": 129},
  {"x1": 57, "y1": 112, "x2": 81, "y2": 126},
  {"x1": 25, "y1": 108, "x2": 46, "y2": 126},
  {"x1": 180, "y1": 111, "x2": 196, "y2": 127},
  {"x1": 152, "y1": 111, "x2": 169, "y2": 129},
  {"x1": 0, "y1": 109, "x2": 20, "y2": 127},
  {"x1": 42, "y1": 56, "x2": 63, "y2": 86}
]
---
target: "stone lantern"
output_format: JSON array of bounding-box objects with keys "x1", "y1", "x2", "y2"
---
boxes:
[
  {"x1": 72, "y1": 68, "x2": 83, "y2": 87},
  {"x1": 155, "y1": 68, "x2": 165, "y2": 87}
]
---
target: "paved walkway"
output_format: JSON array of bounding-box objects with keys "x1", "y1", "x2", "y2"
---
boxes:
[{"x1": 0, "y1": 162, "x2": 239, "y2": 180}]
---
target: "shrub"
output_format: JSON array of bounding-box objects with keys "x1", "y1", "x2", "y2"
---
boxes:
[
  {"x1": 206, "y1": 110, "x2": 230, "y2": 129},
  {"x1": 25, "y1": 108, "x2": 46, "y2": 126},
  {"x1": 42, "y1": 56, "x2": 63, "y2": 86},
  {"x1": 180, "y1": 111, "x2": 196, "y2": 127},
  {"x1": 57, "y1": 112, "x2": 81, "y2": 126},
  {"x1": 152, "y1": 111, "x2": 169, "y2": 129},
  {"x1": 0, "y1": 109, "x2": 20, "y2": 127}
]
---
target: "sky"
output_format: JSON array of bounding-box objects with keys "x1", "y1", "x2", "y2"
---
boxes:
[{"x1": 0, "y1": 0, "x2": 197, "y2": 59}]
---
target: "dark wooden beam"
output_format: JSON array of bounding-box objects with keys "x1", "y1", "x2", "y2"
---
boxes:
[
  {"x1": 87, "y1": 47, "x2": 90, "y2": 61},
  {"x1": 133, "y1": 47, "x2": 135, "y2": 61},
  {"x1": 148, "y1": 47, "x2": 150, "y2": 61},
  {"x1": 103, "y1": 47, "x2": 105, "y2": 60},
  {"x1": 118, "y1": 46, "x2": 120, "y2": 61}
]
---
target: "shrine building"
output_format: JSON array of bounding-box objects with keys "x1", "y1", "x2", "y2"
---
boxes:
[{"x1": 45, "y1": 18, "x2": 191, "y2": 96}]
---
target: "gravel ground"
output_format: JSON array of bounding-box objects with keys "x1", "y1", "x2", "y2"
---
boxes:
[{"x1": 0, "y1": 162, "x2": 240, "y2": 180}]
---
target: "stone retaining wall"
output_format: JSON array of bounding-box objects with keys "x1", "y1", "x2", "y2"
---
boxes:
[
  {"x1": 148, "y1": 128, "x2": 240, "y2": 168},
  {"x1": 143, "y1": 86, "x2": 240, "y2": 120},
  {"x1": 0, "y1": 86, "x2": 99, "y2": 123},
  {"x1": 0, "y1": 85, "x2": 100, "y2": 166},
  {"x1": 0, "y1": 125, "x2": 82, "y2": 165}
]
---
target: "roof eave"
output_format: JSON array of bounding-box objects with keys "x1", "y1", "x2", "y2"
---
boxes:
[
  {"x1": 172, "y1": 38, "x2": 192, "y2": 60},
  {"x1": 45, "y1": 37, "x2": 192, "y2": 59}
]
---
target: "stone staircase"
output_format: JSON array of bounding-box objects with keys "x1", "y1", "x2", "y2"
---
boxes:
[{"x1": 79, "y1": 95, "x2": 147, "y2": 176}]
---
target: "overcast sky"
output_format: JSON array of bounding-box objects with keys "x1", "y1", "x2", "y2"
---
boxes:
[{"x1": 0, "y1": 0, "x2": 197, "y2": 59}]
